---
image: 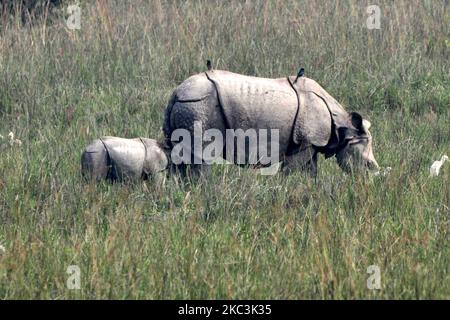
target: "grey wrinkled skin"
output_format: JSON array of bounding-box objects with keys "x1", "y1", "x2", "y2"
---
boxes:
[
  {"x1": 81, "y1": 136, "x2": 169, "y2": 182},
  {"x1": 164, "y1": 70, "x2": 379, "y2": 176},
  {"x1": 335, "y1": 118, "x2": 379, "y2": 173}
]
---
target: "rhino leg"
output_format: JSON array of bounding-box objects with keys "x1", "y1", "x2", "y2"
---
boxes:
[
  {"x1": 81, "y1": 139, "x2": 109, "y2": 180},
  {"x1": 169, "y1": 158, "x2": 212, "y2": 180},
  {"x1": 283, "y1": 146, "x2": 318, "y2": 177}
]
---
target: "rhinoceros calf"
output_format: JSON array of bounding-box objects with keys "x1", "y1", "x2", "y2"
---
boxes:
[
  {"x1": 164, "y1": 69, "x2": 379, "y2": 176},
  {"x1": 81, "y1": 136, "x2": 169, "y2": 181}
]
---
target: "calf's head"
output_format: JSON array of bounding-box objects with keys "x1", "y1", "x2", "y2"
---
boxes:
[{"x1": 336, "y1": 112, "x2": 379, "y2": 173}]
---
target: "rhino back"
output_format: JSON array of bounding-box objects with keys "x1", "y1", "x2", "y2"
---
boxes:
[
  {"x1": 175, "y1": 73, "x2": 215, "y2": 101},
  {"x1": 206, "y1": 70, "x2": 298, "y2": 149},
  {"x1": 290, "y1": 76, "x2": 349, "y2": 129}
]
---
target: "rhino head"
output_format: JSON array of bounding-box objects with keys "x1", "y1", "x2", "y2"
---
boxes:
[
  {"x1": 290, "y1": 77, "x2": 379, "y2": 174},
  {"x1": 335, "y1": 112, "x2": 379, "y2": 173}
]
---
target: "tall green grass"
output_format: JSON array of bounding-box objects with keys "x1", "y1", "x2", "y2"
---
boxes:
[{"x1": 0, "y1": 0, "x2": 448, "y2": 299}]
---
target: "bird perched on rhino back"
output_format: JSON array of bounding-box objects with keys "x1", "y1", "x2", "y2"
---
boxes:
[
  {"x1": 293, "y1": 67, "x2": 304, "y2": 83},
  {"x1": 206, "y1": 59, "x2": 212, "y2": 71}
]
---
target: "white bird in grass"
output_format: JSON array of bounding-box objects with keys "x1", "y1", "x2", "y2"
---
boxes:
[
  {"x1": 430, "y1": 155, "x2": 448, "y2": 177},
  {"x1": 373, "y1": 166, "x2": 392, "y2": 177}
]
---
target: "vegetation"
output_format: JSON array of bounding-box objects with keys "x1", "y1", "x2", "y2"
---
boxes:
[{"x1": 0, "y1": 0, "x2": 448, "y2": 299}]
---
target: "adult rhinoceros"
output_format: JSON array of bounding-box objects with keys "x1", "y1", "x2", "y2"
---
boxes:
[{"x1": 163, "y1": 69, "x2": 379, "y2": 176}]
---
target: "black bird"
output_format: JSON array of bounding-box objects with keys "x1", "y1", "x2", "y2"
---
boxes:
[
  {"x1": 294, "y1": 67, "x2": 304, "y2": 83},
  {"x1": 206, "y1": 60, "x2": 212, "y2": 71}
]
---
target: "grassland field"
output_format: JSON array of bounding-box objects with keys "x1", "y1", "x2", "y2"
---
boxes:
[{"x1": 0, "y1": 0, "x2": 449, "y2": 299}]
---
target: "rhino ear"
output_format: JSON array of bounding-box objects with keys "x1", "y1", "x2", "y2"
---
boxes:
[
  {"x1": 343, "y1": 112, "x2": 372, "y2": 142},
  {"x1": 350, "y1": 112, "x2": 364, "y2": 132},
  {"x1": 293, "y1": 92, "x2": 332, "y2": 147},
  {"x1": 350, "y1": 112, "x2": 372, "y2": 135}
]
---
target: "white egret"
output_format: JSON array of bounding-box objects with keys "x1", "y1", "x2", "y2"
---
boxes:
[
  {"x1": 373, "y1": 166, "x2": 392, "y2": 177},
  {"x1": 430, "y1": 155, "x2": 448, "y2": 177}
]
